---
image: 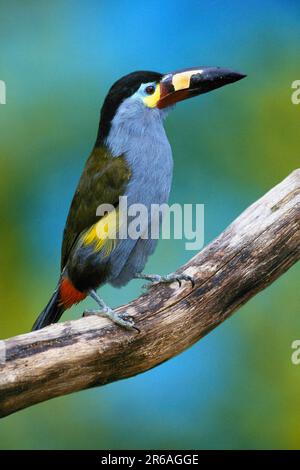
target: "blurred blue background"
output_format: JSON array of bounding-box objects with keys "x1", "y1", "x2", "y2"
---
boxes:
[{"x1": 0, "y1": 0, "x2": 300, "y2": 449}]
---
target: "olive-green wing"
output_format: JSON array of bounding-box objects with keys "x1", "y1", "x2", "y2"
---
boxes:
[{"x1": 61, "y1": 145, "x2": 131, "y2": 270}]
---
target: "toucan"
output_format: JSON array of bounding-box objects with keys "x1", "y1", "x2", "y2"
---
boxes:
[{"x1": 32, "y1": 66, "x2": 246, "y2": 331}]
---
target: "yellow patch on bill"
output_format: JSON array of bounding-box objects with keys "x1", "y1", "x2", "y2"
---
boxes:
[{"x1": 172, "y1": 70, "x2": 203, "y2": 91}]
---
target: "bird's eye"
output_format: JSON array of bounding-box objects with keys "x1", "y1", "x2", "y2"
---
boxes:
[{"x1": 145, "y1": 85, "x2": 155, "y2": 95}]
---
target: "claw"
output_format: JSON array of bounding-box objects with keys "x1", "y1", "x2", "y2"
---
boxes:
[
  {"x1": 137, "y1": 272, "x2": 195, "y2": 290},
  {"x1": 110, "y1": 312, "x2": 137, "y2": 331},
  {"x1": 116, "y1": 314, "x2": 140, "y2": 333},
  {"x1": 177, "y1": 274, "x2": 195, "y2": 288},
  {"x1": 83, "y1": 309, "x2": 101, "y2": 318},
  {"x1": 132, "y1": 325, "x2": 141, "y2": 333}
]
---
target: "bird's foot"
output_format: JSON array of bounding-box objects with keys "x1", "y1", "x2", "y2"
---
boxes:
[
  {"x1": 83, "y1": 308, "x2": 139, "y2": 332},
  {"x1": 84, "y1": 290, "x2": 139, "y2": 332},
  {"x1": 135, "y1": 272, "x2": 195, "y2": 290}
]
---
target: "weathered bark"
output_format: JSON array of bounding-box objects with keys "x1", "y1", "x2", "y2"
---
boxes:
[{"x1": 0, "y1": 169, "x2": 299, "y2": 418}]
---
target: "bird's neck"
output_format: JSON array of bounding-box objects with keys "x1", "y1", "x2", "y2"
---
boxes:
[
  {"x1": 100, "y1": 100, "x2": 173, "y2": 207},
  {"x1": 105, "y1": 106, "x2": 168, "y2": 156}
]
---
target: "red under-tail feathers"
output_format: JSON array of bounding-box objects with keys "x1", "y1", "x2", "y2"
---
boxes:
[{"x1": 32, "y1": 278, "x2": 87, "y2": 331}]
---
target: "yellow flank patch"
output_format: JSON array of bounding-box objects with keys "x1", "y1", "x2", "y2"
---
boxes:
[
  {"x1": 172, "y1": 70, "x2": 202, "y2": 91},
  {"x1": 82, "y1": 210, "x2": 119, "y2": 256},
  {"x1": 143, "y1": 85, "x2": 161, "y2": 108}
]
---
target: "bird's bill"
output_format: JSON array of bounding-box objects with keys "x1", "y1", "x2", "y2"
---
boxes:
[{"x1": 156, "y1": 66, "x2": 246, "y2": 109}]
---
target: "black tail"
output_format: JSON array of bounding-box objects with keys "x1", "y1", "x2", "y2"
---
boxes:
[{"x1": 32, "y1": 288, "x2": 64, "y2": 331}]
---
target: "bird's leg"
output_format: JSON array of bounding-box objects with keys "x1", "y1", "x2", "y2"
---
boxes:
[
  {"x1": 83, "y1": 290, "x2": 139, "y2": 332},
  {"x1": 135, "y1": 272, "x2": 195, "y2": 289}
]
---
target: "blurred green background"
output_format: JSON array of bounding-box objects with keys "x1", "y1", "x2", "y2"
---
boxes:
[{"x1": 0, "y1": 0, "x2": 300, "y2": 450}]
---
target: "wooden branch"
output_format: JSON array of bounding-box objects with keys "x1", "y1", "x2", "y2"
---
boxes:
[{"x1": 1, "y1": 170, "x2": 300, "y2": 418}]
